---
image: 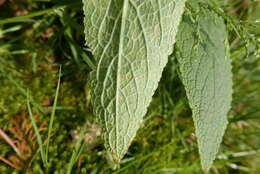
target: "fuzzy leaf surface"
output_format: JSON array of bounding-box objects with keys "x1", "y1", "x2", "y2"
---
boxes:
[
  {"x1": 175, "y1": 8, "x2": 233, "y2": 171},
  {"x1": 83, "y1": 0, "x2": 186, "y2": 165}
]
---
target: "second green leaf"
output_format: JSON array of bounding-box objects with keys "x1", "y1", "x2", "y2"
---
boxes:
[{"x1": 174, "y1": 4, "x2": 233, "y2": 172}]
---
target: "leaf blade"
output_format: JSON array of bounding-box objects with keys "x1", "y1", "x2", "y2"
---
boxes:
[
  {"x1": 83, "y1": 0, "x2": 186, "y2": 166},
  {"x1": 175, "y1": 7, "x2": 233, "y2": 171}
]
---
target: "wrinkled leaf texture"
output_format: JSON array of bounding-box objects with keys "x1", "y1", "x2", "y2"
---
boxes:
[
  {"x1": 174, "y1": 3, "x2": 233, "y2": 171},
  {"x1": 83, "y1": 0, "x2": 186, "y2": 166}
]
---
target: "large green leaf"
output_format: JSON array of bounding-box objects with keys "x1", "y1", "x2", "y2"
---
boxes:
[
  {"x1": 175, "y1": 6, "x2": 233, "y2": 171},
  {"x1": 83, "y1": 0, "x2": 186, "y2": 166}
]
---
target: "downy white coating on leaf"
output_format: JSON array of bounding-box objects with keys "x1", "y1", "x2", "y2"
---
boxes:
[
  {"x1": 83, "y1": 0, "x2": 186, "y2": 165},
  {"x1": 175, "y1": 8, "x2": 233, "y2": 171}
]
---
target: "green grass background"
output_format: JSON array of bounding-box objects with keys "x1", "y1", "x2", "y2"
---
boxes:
[{"x1": 0, "y1": 0, "x2": 259, "y2": 173}]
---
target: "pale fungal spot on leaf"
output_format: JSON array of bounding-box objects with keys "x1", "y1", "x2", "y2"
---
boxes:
[
  {"x1": 154, "y1": 24, "x2": 161, "y2": 37},
  {"x1": 131, "y1": 32, "x2": 137, "y2": 41}
]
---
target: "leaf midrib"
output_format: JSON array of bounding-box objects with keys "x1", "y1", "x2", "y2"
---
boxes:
[{"x1": 115, "y1": 0, "x2": 129, "y2": 155}]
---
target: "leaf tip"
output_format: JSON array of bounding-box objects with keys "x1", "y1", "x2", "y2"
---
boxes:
[
  {"x1": 105, "y1": 151, "x2": 122, "y2": 170},
  {"x1": 202, "y1": 166, "x2": 210, "y2": 174},
  {"x1": 201, "y1": 158, "x2": 213, "y2": 174}
]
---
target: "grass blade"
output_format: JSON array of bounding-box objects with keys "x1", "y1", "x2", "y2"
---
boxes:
[
  {"x1": 0, "y1": 2, "x2": 81, "y2": 25},
  {"x1": 27, "y1": 90, "x2": 47, "y2": 167},
  {"x1": 46, "y1": 66, "x2": 62, "y2": 163}
]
